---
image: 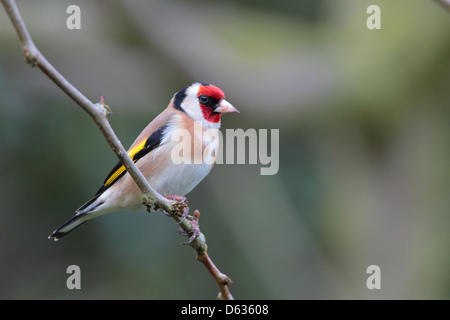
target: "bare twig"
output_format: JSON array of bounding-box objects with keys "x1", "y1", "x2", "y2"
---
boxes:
[
  {"x1": 193, "y1": 211, "x2": 234, "y2": 300},
  {"x1": 2, "y1": 0, "x2": 172, "y2": 211},
  {"x1": 1, "y1": 0, "x2": 232, "y2": 299}
]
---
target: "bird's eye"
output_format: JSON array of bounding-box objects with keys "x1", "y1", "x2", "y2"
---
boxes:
[{"x1": 199, "y1": 95, "x2": 209, "y2": 104}]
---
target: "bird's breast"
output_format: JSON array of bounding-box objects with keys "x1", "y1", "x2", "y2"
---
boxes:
[{"x1": 139, "y1": 125, "x2": 220, "y2": 197}]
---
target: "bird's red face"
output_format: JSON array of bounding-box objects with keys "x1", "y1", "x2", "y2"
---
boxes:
[
  {"x1": 175, "y1": 83, "x2": 239, "y2": 125},
  {"x1": 197, "y1": 84, "x2": 225, "y2": 123}
]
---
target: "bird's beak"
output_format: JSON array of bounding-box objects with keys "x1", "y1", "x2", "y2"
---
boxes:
[{"x1": 215, "y1": 99, "x2": 240, "y2": 114}]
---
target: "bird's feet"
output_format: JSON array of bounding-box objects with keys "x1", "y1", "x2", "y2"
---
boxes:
[
  {"x1": 177, "y1": 210, "x2": 201, "y2": 245},
  {"x1": 165, "y1": 195, "x2": 187, "y2": 205},
  {"x1": 164, "y1": 195, "x2": 201, "y2": 245},
  {"x1": 164, "y1": 195, "x2": 188, "y2": 219}
]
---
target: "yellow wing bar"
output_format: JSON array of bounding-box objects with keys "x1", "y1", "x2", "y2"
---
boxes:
[{"x1": 104, "y1": 139, "x2": 147, "y2": 187}]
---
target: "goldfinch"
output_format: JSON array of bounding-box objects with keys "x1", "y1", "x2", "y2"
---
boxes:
[{"x1": 49, "y1": 82, "x2": 239, "y2": 241}]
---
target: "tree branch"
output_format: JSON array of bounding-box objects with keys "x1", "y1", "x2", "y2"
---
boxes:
[{"x1": 1, "y1": 0, "x2": 232, "y2": 300}]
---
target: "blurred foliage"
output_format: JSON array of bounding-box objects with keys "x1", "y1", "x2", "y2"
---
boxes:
[{"x1": 0, "y1": 0, "x2": 449, "y2": 299}]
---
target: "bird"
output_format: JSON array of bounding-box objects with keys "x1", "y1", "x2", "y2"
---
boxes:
[{"x1": 48, "y1": 82, "x2": 239, "y2": 241}]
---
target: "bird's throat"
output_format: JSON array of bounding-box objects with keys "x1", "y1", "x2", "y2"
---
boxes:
[{"x1": 200, "y1": 105, "x2": 222, "y2": 123}]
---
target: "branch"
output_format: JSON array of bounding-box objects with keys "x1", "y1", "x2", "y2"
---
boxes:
[
  {"x1": 1, "y1": 0, "x2": 232, "y2": 300},
  {"x1": 184, "y1": 210, "x2": 234, "y2": 300},
  {"x1": 2, "y1": 0, "x2": 172, "y2": 211}
]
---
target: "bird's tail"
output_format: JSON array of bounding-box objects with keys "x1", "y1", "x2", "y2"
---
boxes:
[
  {"x1": 48, "y1": 192, "x2": 106, "y2": 241},
  {"x1": 48, "y1": 213, "x2": 89, "y2": 241}
]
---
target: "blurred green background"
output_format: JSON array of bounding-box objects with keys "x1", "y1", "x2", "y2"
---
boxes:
[{"x1": 0, "y1": 0, "x2": 449, "y2": 299}]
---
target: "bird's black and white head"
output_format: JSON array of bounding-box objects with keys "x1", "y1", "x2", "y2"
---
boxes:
[{"x1": 173, "y1": 82, "x2": 239, "y2": 127}]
